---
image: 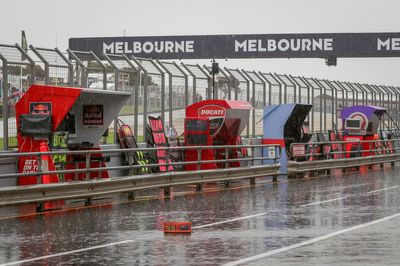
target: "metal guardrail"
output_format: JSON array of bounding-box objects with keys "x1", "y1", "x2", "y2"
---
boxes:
[
  {"x1": 0, "y1": 144, "x2": 281, "y2": 207},
  {"x1": 289, "y1": 138, "x2": 399, "y2": 158},
  {"x1": 287, "y1": 138, "x2": 399, "y2": 174},
  {"x1": 0, "y1": 144, "x2": 281, "y2": 179},
  {"x1": 0, "y1": 165, "x2": 280, "y2": 207},
  {"x1": 288, "y1": 153, "x2": 400, "y2": 173}
]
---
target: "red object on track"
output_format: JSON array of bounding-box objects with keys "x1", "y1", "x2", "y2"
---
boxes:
[{"x1": 163, "y1": 221, "x2": 192, "y2": 233}]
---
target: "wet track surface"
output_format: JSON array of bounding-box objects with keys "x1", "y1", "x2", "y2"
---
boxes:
[{"x1": 0, "y1": 165, "x2": 400, "y2": 265}]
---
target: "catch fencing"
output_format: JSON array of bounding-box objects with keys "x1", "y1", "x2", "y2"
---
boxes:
[{"x1": 1, "y1": 43, "x2": 400, "y2": 149}]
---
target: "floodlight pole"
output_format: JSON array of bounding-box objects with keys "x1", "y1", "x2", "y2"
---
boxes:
[{"x1": 210, "y1": 58, "x2": 219, "y2": 100}]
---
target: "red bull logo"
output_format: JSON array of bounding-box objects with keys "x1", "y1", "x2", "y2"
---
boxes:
[
  {"x1": 29, "y1": 102, "x2": 52, "y2": 115},
  {"x1": 33, "y1": 104, "x2": 48, "y2": 111},
  {"x1": 198, "y1": 105, "x2": 226, "y2": 117}
]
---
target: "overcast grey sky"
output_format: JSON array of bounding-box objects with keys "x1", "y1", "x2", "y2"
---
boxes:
[{"x1": 2, "y1": 0, "x2": 400, "y2": 86}]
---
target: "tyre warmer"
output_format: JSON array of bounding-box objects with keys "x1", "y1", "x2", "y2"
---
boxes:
[
  {"x1": 117, "y1": 120, "x2": 151, "y2": 174},
  {"x1": 147, "y1": 116, "x2": 173, "y2": 172}
]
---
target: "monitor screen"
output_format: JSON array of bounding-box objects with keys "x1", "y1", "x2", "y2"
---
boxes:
[
  {"x1": 345, "y1": 119, "x2": 361, "y2": 129},
  {"x1": 185, "y1": 119, "x2": 208, "y2": 131}
]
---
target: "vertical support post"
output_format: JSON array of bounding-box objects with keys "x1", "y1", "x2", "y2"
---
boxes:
[
  {"x1": 225, "y1": 147, "x2": 229, "y2": 169},
  {"x1": 166, "y1": 147, "x2": 170, "y2": 172},
  {"x1": 262, "y1": 74, "x2": 267, "y2": 107},
  {"x1": 168, "y1": 75, "x2": 173, "y2": 127},
  {"x1": 196, "y1": 184, "x2": 202, "y2": 192},
  {"x1": 85, "y1": 197, "x2": 93, "y2": 206},
  {"x1": 161, "y1": 72, "x2": 166, "y2": 128},
  {"x1": 128, "y1": 191, "x2": 135, "y2": 201},
  {"x1": 287, "y1": 75, "x2": 297, "y2": 103},
  {"x1": 85, "y1": 152, "x2": 90, "y2": 180},
  {"x1": 183, "y1": 71, "x2": 189, "y2": 107},
  {"x1": 197, "y1": 148, "x2": 202, "y2": 170},
  {"x1": 44, "y1": 63, "x2": 50, "y2": 85},
  {"x1": 68, "y1": 64, "x2": 74, "y2": 86},
  {"x1": 103, "y1": 68, "x2": 107, "y2": 91},
  {"x1": 252, "y1": 79, "x2": 256, "y2": 137},
  {"x1": 164, "y1": 186, "x2": 172, "y2": 197},
  {"x1": 2, "y1": 61, "x2": 9, "y2": 150},
  {"x1": 113, "y1": 68, "x2": 119, "y2": 144},
  {"x1": 143, "y1": 72, "x2": 148, "y2": 139},
  {"x1": 134, "y1": 70, "x2": 140, "y2": 138},
  {"x1": 251, "y1": 145, "x2": 255, "y2": 166}
]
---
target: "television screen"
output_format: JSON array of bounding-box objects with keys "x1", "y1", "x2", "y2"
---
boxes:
[
  {"x1": 20, "y1": 114, "x2": 52, "y2": 136},
  {"x1": 185, "y1": 119, "x2": 208, "y2": 131},
  {"x1": 345, "y1": 119, "x2": 361, "y2": 129}
]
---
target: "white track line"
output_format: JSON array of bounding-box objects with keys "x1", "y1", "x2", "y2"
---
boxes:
[
  {"x1": 196, "y1": 185, "x2": 400, "y2": 229},
  {"x1": 0, "y1": 240, "x2": 136, "y2": 266},
  {"x1": 299, "y1": 196, "x2": 347, "y2": 207},
  {"x1": 366, "y1": 185, "x2": 400, "y2": 194},
  {"x1": 222, "y1": 212, "x2": 400, "y2": 266},
  {"x1": 193, "y1": 212, "x2": 268, "y2": 229}
]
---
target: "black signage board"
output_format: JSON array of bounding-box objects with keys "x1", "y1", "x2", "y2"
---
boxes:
[
  {"x1": 83, "y1": 104, "x2": 103, "y2": 126},
  {"x1": 69, "y1": 32, "x2": 400, "y2": 60}
]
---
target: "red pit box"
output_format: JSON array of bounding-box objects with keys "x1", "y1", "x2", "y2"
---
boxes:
[
  {"x1": 185, "y1": 100, "x2": 252, "y2": 170},
  {"x1": 15, "y1": 85, "x2": 130, "y2": 185}
]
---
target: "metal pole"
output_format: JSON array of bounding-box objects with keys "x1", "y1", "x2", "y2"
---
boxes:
[
  {"x1": 289, "y1": 75, "x2": 301, "y2": 104},
  {"x1": 325, "y1": 80, "x2": 338, "y2": 130},
  {"x1": 301, "y1": 77, "x2": 314, "y2": 133},
  {"x1": 274, "y1": 74, "x2": 286, "y2": 104},
  {"x1": 254, "y1": 72, "x2": 266, "y2": 107},
  {"x1": 55, "y1": 48, "x2": 74, "y2": 87},
  {"x1": 168, "y1": 73, "x2": 172, "y2": 127},
  {"x1": 155, "y1": 61, "x2": 169, "y2": 128},
  {"x1": 134, "y1": 71, "x2": 140, "y2": 138},
  {"x1": 1, "y1": 60, "x2": 8, "y2": 149},
  {"x1": 143, "y1": 72, "x2": 148, "y2": 139},
  {"x1": 30, "y1": 45, "x2": 49, "y2": 85},
  {"x1": 236, "y1": 69, "x2": 250, "y2": 137},
  {"x1": 315, "y1": 79, "x2": 327, "y2": 132},
  {"x1": 242, "y1": 70, "x2": 257, "y2": 137},
  {"x1": 181, "y1": 63, "x2": 197, "y2": 103},
  {"x1": 173, "y1": 61, "x2": 189, "y2": 107},
  {"x1": 258, "y1": 72, "x2": 272, "y2": 106}
]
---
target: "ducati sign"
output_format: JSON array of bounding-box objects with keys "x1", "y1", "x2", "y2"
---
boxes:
[{"x1": 198, "y1": 105, "x2": 226, "y2": 118}]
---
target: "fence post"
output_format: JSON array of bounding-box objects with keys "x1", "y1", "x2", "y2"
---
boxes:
[{"x1": 197, "y1": 148, "x2": 202, "y2": 170}]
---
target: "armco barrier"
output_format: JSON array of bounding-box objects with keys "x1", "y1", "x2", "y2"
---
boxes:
[
  {"x1": 0, "y1": 164, "x2": 280, "y2": 207},
  {"x1": 288, "y1": 153, "x2": 400, "y2": 174}
]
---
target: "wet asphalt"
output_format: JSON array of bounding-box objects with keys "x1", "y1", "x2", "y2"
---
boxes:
[{"x1": 0, "y1": 164, "x2": 399, "y2": 265}]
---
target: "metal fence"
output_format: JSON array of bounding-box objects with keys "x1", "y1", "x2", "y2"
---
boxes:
[
  {"x1": 1, "y1": 43, "x2": 400, "y2": 149},
  {"x1": 0, "y1": 143, "x2": 281, "y2": 208}
]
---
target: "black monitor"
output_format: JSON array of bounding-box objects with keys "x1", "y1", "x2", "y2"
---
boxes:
[
  {"x1": 19, "y1": 114, "x2": 52, "y2": 136},
  {"x1": 345, "y1": 118, "x2": 361, "y2": 130}
]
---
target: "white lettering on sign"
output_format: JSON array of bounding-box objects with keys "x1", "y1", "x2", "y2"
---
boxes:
[
  {"x1": 292, "y1": 144, "x2": 306, "y2": 157},
  {"x1": 377, "y1": 38, "x2": 400, "y2": 51},
  {"x1": 22, "y1": 159, "x2": 38, "y2": 173},
  {"x1": 268, "y1": 146, "x2": 276, "y2": 159},
  {"x1": 200, "y1": 109, "x2": 224, "y2": 116},
  {"x1": 103, "y1": 40, "x2": 195, "y2": 54},
  {"x1": 198, "y1": 105, "x2": 226, "y2": 117},
  {"x1": 234, "y1": 38, "x2": 334, "y2": 53}
]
